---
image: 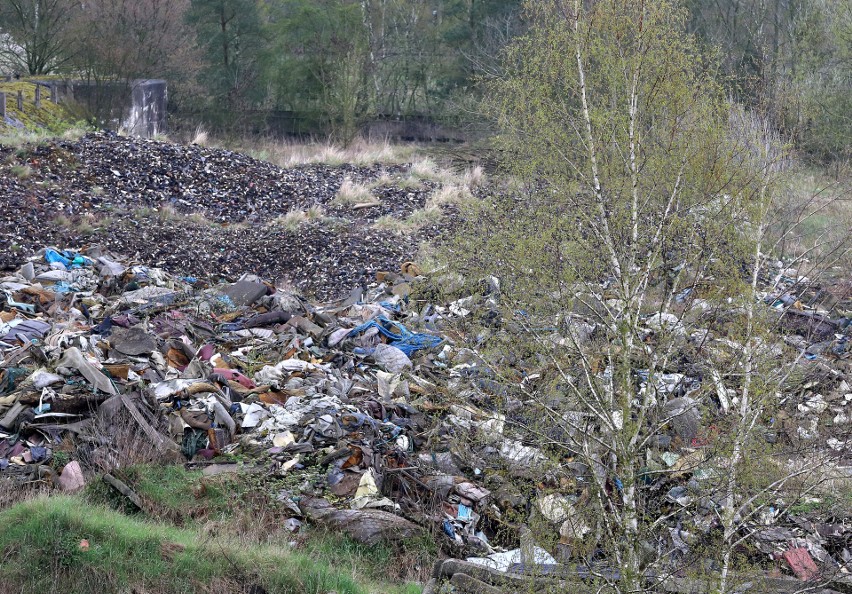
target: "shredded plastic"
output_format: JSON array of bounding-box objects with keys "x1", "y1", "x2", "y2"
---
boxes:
[{"x1": 348, "y1": 316, "x2": 442, "y2": 356}]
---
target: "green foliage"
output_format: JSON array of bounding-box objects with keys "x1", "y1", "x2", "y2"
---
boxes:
[
  {"x1": 265, "y1": 0, "x2": 368, "y2": 143},
  {"x1": 686, "y1": 0, "x2": 852, "y2": 165},
  {"x1": 443, "y1": 0, "x2": 785, "y2": 588},
  {"x1": 83, "y1": 464, "x2": 428, "y2": 592},
  {"x1": 466, "y1": 0, "x2": 759, "y2": 320}
]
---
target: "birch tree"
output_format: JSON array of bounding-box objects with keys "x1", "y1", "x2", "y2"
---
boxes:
[{"x1": 441, "y1": 0, "x2": 839, "y2": 591}]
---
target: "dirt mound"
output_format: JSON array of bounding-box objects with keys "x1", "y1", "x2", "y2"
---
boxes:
[{"x1": 0, "y1": 132, "x2": 442, "y2": 299}]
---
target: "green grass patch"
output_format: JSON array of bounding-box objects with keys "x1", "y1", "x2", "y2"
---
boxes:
[
  {"x1": 298, "y1": 528, "x2": 435, "y2": 589},
  {"x1": 0, "y1": 80, "x2": 87, "y2": 144},
  {"x1": 84, "y1": 464, "x2": 429, "y2": 590},
  {"x1": 86, "y1": 464, "x2": 245, "y2": 521},
  {"x1": 0, "y1": 495, "x2": 397, "y2": 594}
]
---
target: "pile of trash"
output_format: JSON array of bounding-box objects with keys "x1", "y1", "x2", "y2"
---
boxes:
[
  {"x1": 1, "y1": 245, "x2": 851, "y2": 593},
  {"x1": 0, "y1": 131, "x2": 445, "y2": 299},
  {"x1": 0, "y1": 245, "x2": 481, "y2": 547}
]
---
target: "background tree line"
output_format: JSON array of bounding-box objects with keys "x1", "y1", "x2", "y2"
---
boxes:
[{"x1": 0, "y1": 0, "x2": 848, "y2": 164}]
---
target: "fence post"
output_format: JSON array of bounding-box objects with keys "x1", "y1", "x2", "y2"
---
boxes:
[
  {"x1": 50, "y1": 85, "x2": 57, "y2": 103},
  {"x1": 34, "y1": 85, "x2": 41, "y2": 107},
  {"x1": 0, "y1": 93, "x2": 6, "y2": 120},
  {"x1": 16, "y1": 90, "x2": 22, "y2": 111}
]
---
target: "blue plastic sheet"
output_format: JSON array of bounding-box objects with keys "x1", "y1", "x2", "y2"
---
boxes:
[
  {"x1": 378, "y1": 300, "x2": 403, "y2": 312},
  {"x1": 45, "y1": 249, "x2": 91, "y2": 270},
  {"x1": 347, "y1": 316, "x2": 442, "y2": 356}
]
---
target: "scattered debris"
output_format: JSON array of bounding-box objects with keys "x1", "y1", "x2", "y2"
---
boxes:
[{"x1": 0, "y1": 244, "x2": 849, "y2": 591}]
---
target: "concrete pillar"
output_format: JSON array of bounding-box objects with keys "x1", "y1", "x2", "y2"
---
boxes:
[
  {"x1": 16, "y1": 90, "x2": 22, "y2": 111},
  {"x1": 34, "y1": 85, "x2": 41, "y2": 107},
  {"x1": 0, "y1": 93, "x2": 6, "y2": 120}
]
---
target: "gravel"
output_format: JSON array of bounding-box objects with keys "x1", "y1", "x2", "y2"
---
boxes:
[{"x1": 0, "y1": 131, "x2": 446, "y2": 299}]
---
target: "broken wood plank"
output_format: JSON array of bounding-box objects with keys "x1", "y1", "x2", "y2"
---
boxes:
[
  {"x1": 103, "y1": 473, "x2": 143, "y2": 509},
  {"x1": 120, "y1": 395, "x2": 179, "y2": 452},
  {"x1": 0, "y1": 401, "x2": 26, "y2": 430}
]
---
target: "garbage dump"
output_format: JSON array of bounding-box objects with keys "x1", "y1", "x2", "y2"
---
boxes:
[{"x1": 0, "y1": 245, "x2": 850, "y2": 592}]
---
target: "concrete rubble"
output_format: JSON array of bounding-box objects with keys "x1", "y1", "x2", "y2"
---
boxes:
[{"x1": 0, "y1": 245, "x2": 849, "y2": 592}]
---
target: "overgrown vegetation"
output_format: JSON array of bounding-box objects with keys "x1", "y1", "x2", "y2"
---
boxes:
[
  {"x1": 441, "y1": 0, "x2": 851, "y2": 591},
  {"x1": 0, "y1": 458, "x2": 429, "y2": 594}
]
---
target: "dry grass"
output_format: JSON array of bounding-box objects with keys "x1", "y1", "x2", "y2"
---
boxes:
[
  {"x1": 408, "y1": 157, "x2": 442, "y2": 181},
  {"x1": 228, "y1": 137, "x2": 421, "y2": 168},
  {"x1": 367, "y1": 170, "x2": 423, "y2": 191},
  {"x1": 373, "y1": 206, "x2": 442, "y2": 233},
  {"x1": 10, "y1": 164, "x2": 32, "y2": 179},
  {"x1": 3, "y1": 128, "x2": 88, "y2": 147},
  {"x1": 461, "y1": 165, "x2": 485, "y2": 188},
  {"x1": 368, "y1": 170, "x2": 394, "y2": 188},
  {"x1": 371, "y1": 166, "x2": 484, "y2": 234},
  {"x1": 333, "y1": 177, "x2": 378, "y2": 206},
  {"x1": 156, "y1": 205, "x2": 182, "y2": 222},
  {"x1": 53, "y1": 212, "x2": 110, "y2": 235},
  {"x1": 83, "y1": 403, "x2": 174, "y2": 473},
  {"x1": 53, "y1": 213, "x2": 73, "y2": 228},
  {"x1": 191, "y1": 126, "x2": 209, "y2": 147},
  {"x1": 270, "y1": 206, "x2": 327, "y2": 231},
  {"x1": 427, "y1": 184, "x2": 476, "y2": 207},
  {"x1": 0, "y1": 478, "x2": 50, "y2": 512},
  {"x1": 130, "y1": 205, "x2": 213, "y2": 227}
]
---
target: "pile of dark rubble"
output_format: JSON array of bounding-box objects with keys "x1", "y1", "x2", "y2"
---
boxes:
[
  {"x1": 0, "y1": 131, "x2": 445, "y2": 300},
  {"x1": 0, "y1": 246, "x2": 850, "y2": 594}
]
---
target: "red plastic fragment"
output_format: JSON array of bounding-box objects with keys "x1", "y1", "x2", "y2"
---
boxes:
[{"x1": 783, "y1": 547, "x2": 819, "y2": 581}]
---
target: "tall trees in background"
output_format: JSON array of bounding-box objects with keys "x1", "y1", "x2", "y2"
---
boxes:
[
  {"x1": 0, "y1": 0, "x2": 76, "y2": 75},
  {"x1": 71, "y1": 0, "x2": 196, "y2": 83},
  {"x1": 686, "y1": 0, "x2": 851, "y2": 164},
  {"x1": 186, "y1": 0, "x2": 267, "y2": 110},
  {"x1": 0, "y1": 0, "x2": 847, "y2": 162},
  {"x1": 265, "y1": 0, "x2": 368, "y2": 143}
]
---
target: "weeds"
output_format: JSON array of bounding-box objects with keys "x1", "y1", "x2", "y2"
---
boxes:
[
  {"x1": 427, "y1": 184, "x2": 476, "y2": 207},
  {"x1": 0, "y1": 496, "x2": 386, "y2": 594},
  {"x1": 52, "y1": 213, "x2": 110, "y2": 235},
  {"x1": 334, "y1": 178, "x2": 378, "y2": 205},
  {"x1": 191, "y1": 125, "x2": 209, "y2": 147},
  {"x1": 79, "y1": 463, "x2": 429, "y2": 592},
  {"x1": 0, "y1": 124, "x2": 88, "y2": 149},
  {"x1": 10, "y1": 164, "x2": 32, "y2": 179},
  {"x1": 217, "y1": 136, "x2": 421, "y2": 168},
  {"x1": 373, "y1": 206, "x2": 442, "y2": 233},
  {"x1": 270, "y1": 206, "x2": 328, "y2": 231},
  {"x1": 53, "y1": 214, "x2": 73, "y2": 228}
]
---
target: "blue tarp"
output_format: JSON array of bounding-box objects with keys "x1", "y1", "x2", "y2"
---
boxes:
[
  {"x1": 45, "y1": 249, "x2": 92, "y2": 269},
  {"x1": 348, "y1": 316, "x2": 442, "y2": 356}
]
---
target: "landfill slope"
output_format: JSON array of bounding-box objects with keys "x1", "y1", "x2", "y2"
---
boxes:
[
  {"x1": 1, "y1": 133, "x2": 851, "y2": 592},
  {"x1": 0, "y1": 131, "x2": 444, "y2": 300},
  {"x1": 1, "y1": 244, "x2": 852, "y2": 592}
]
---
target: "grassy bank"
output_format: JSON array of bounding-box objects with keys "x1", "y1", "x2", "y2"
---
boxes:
[{"x1": 0, "y1": 493, "x2": 421, "y2": 594}]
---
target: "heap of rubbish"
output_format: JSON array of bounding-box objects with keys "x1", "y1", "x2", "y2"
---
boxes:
[{"x1": 0, "y1": 246, "x2": 850, "y2": 593}]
